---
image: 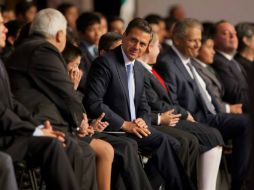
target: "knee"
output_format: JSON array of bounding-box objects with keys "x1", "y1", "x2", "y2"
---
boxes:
[{"x1": 90, "y1": 139, "x2": 114, "y2": 162}]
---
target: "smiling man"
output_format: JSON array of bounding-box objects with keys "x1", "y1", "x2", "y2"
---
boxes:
[{"x1": 85, "y1": 18, "x2": 194, "y2": 190}]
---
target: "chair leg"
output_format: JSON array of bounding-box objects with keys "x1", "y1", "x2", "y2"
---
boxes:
[{"x1": 28, "y1": 169, "x2": 39, "y2": 190}]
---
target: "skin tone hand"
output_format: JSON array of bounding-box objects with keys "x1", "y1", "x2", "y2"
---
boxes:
[
  {"x1": 90, "y1": 112, "x2": 109, "y2": 132},
  {"x1": 160, "y1": 109, "x2": 181, "y2": 127},
  {"x1": 77, "y1": 114, "x2": 95, "y2": 137},
  {"x1": 230, "y1": 104, "x2": 242, "y2": 114},
  {"x1": 69, "y1": 68, "x2": 82, "y2": 90},
  {"x1": 42, "y1": 120, "x2": 66, "y2": 146},
  {"x1": 134, "y1": 118, "x2": 148, "y2": 128},
  {"x1": 121, "y1": 121, "x2": 151, "y2": 138},
  {"x1": 187, "y1": 112, "x2": 195, "y2": 122}
]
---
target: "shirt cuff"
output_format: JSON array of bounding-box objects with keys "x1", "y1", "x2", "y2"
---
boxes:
[
  {"x1": 157, "y1": 114, "x2": 161, "y2": 125},
  {"x1": 33, "y1": 125, "x2": 44, "y2": 136},
  {"x1": 225, "y1": 104, "x2": 230, "y2": 113}
]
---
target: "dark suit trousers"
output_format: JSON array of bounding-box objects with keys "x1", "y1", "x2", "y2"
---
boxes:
[
  {"x1": 0, "y1": 152, "x2": 18, "y2": 190},
  {"x1": 15, "y1": 137, "x2": 81, "y2": 190},
  {"x1": 84, "y1": 132, "x2": 153, "y2": 190},
  {"x1": 129, "y1": 127, "x2": 195, "y2": 190},
  {"x1": 207, "y1": 113, "x2": 251, "y2": 190},
  {"x1": 155, "y1": 125, "x2": 199, "y2": 180}
]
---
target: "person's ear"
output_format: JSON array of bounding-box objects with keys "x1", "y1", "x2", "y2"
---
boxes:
[
  {"x1": 146, "y1": 44, "x2": 152, "y2": 53},
  {"x1": 56, "y1": 30, "x2": 64, "y2": 43},
  {"x1": 242, "y1": 36, "x2": 251, "y2": 47}
]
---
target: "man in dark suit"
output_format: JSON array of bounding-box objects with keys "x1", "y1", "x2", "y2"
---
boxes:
[
  {"x1": 0, "y1": 11, "x2": 83, "y2": 190},
  {"x1": 193, "y1": 31, "x2": 243, "y2": 114},
  {"x1": 7, "y1": 8, "x2": 152, "y2": 190},
  {"x1": 85, "y1": 18, "x2": 194, "y2": 190},
  {"x1": 212, "y1": 21, "x2": 249, "y2": 112},
  {"x1": 154, "y1": 18, "x2": 251, "y2": 190}
]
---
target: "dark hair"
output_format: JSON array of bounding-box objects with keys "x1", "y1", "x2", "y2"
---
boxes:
[
  {"x1": 235, "y1": 22, "x2": 254, "y2": 51},
  {"x1": 62, "y1": 42, "x2": 82, "y2": 64},
  {"x1": 5, "y1": 20, "x2": 25, "y2": 39},
  {"x1": 76, "y1": 12, "x2": 101, "y2": 32},
  {"x1": 15, "y1": 0, "x2": 36, "y2": 17},
  {"x1": 108, "y1": 16, "x2": 124, "y2": 30},
  {"x1": 211, "y1": 20, "x2": 228, "y2": 37},
  {"x1": 57, "y1": 3, "x2": 75, "y2": 16},
  {"x1": 125, "y1": 18, "x2": 152, "y2": 36},
  {"x1": 98, "y1": 32, "x2": 122, "y2": 53},
  {"x1": 173, "y1": 18, "x2": 203, "y2": 39},
  {"x1": 14, "y1": 22, "x2": 31, "y2": 47},
  {"x1": 144, "y1": 14, "x2": 163, "y2": 25}
]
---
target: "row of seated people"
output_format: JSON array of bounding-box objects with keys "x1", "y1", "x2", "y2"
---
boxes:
[{"x1": 0, "y1": 7, "x2": 251, "y2": 190}]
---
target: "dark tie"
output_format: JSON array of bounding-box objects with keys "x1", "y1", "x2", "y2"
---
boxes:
[
  {"x1": 187, "y1": 62, "x2": 216, "y2": 114},
  {"x1": 126, "y1": 64, "x2": 136, "y2": 121},
  {"x1": 151, "y1": 68, "x2": 169, "y2": 94}
]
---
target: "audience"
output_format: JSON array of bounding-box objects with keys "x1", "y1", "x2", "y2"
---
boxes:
[
  {"x1": 139, "y1": 32, "x2": 223, "y2": 190},
  {"x1": 154, "y1": 18, "x2": 251, "y2": 190},
  {"x1": 0, "y1": 2, "x2": 253, "y2": 190}
]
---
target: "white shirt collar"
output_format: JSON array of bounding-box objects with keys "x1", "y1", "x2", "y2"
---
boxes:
[
  {"x1": 217, "y1": 50, "x2": 234, "y2": 61},
  {"x1": 138, "y1": 59, "x2": 153, "y2": 73},
  {"x1": 121, "y1": 46, "x2": 135, "y2": 66},
  {"x1": 193, "y1": 58, "x2": 208, "y2": 68},
  {"x1": 171, "y1": 44, "x2": 190, "y2": 66}
]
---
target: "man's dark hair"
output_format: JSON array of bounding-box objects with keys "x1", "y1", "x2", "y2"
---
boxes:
[
  {"x1": 14, "y1": 22, "x2": 31, "y2": 47},
  {"x1": 125, "y1": 18, "x2": 152, "y2": 36},
  {"x1": 15, "y1": 0, "x2": 36, "y2": 17},
  {"x1": 211, "y1": 20, "x2": 228, "y2": 37},
  {"x1": 235, "y1": 22, "x2": 254, "y2": 51},
  {"x1": 144, "y1": 14, "x2": 163, "y2": 25},
  {"x1": 98, "y1": 32, "x2": 122, "y2": 53},
  {"x1": 62, "y1": 42, "x2": 82, "y2": 64},
  {"x1": 76, "y1": 12, "x2": 101, "y2": 32},
  {"x1": 108, "y1": 16, "x2": 124, "y2": 30},
  {"x1": 173, "y1": 18, "x2": 203, "y2": 39},
  {"x1": 57, "y1": 3, "x2": 75, "y2": 16},
  {"x1": 5, "y1": 20, "x2": 25, "y2": 39}
]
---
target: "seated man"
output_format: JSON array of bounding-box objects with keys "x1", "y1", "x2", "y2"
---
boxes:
[
  {"x1": 154, "y1": 18, "x2": 251, "y2": 190},
  {"x1": 85, "y1": 18, "x2": 195, "y2": 190},
  {"x1": 0, "y1": 10, "x2": 82, "y2": 190},
  {"x1": 212, "y1": 21, "x2": 249, "y2": 112}
]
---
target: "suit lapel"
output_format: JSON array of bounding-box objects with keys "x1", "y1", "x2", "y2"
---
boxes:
[
  {"x1": 114, "y1": 47, "x2": 131, "y2": 108},
  {"x1": 169, "y1": 48, "x2": 195, "y2": 90},
  {"x1": 192, "y1": 60, "x2": 223, "y2": 92}
]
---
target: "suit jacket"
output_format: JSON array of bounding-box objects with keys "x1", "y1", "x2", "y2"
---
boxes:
[
  {"x1": 154, "y1": 47, "x2": 221, "y2": 123},
  {"x1": 7, "y1": 35, "x2": 85, "y2": 130},
  {"x1": 235, "y1": 53, "x2": 253, "y2": 79},
  {"x1": 212, "y1": 51, "x2": 249, "y2": 110},
  {"x1": 85, "y1": 46, "x2": 151, "y2": 131},
  {"x1": 142, "y1": 65, "x2": 188, "y2": 124},
  {"x1": 192, "y1": 59, "x2": 228, "y2": 113},
  {"x1": 0, "y1": 59, "x2": 37, "y2": 161}
]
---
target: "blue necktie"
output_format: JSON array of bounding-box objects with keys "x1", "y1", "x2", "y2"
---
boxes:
[{"x1": 126, "y1": 64, "x2": 136, "y2": 121}]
